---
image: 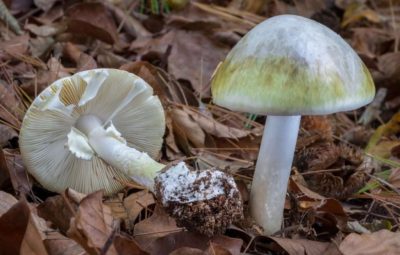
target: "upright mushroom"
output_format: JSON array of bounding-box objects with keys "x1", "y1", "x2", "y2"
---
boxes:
[
  {"x1": 20, "y1": 68, "x2": 242, "y2": 235},
  {"x1": 211, "y1": 15, "x2": 375, "y2": 234}
]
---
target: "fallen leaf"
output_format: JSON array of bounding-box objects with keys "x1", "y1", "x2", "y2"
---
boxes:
[
  {"x1": 134, "y1": 205, "x2": 180, "y2": 247},
  {"x1": 34, "y1": 0, "x2": 58, "y2": 11},
  {"x1": 66, "y1": 2, "x2": 118, "y2": 44},
  {"x1": 350, "y1": 28, "x2": 392, "y2": 59},
  {"x1": 0, "y1": 80, "x2": 24, "y2": 128},
  {"x1": 0, "y1": 191, "x2": 18, "y2": 216},
  {"x1": 67, "y1": 191, "x2": 118, "y2": 254},
  {"x1": 183, "y1": 107, "x2": 252, "y2": 139},
  {"x1": 194, "y1": 150, "x2": 253, "y2": 172},
  {"x1": 339, "y1": 230, "x2": 400, "y2": 255},
  {"x1": 124, "y1": 190, "x2": 155, "y2": 222},
  {"x1": 0, "y1": 199, "x2": 48, "y2": 255},
  {"x1": 1, "y1": 149, "x2": 32, "y2": 197},
  {"x1": 341, "y1": 2, "x2": 381, "y2": 27},
  {"x1": 29, "y1": 36, "x2": 55, "y2": 58},
  {"x1": 105, "y1": 2, "x2": 151, "y2": 39},
  {"x1": 377, "y1": 52, "x2": 400, "y2": 91},
  {"x1": 170, "y1": 108, "x2": 206, "y2": 148},
  {"x1": 131, "y1": 29, "x2": 229, "y2": 96},
  {"x1": 113, "y1": 235, "x2": 149, "y2": 255},
  {"x1": 0, "y1": 124, "x2": 18, "y2": 148},
  {"x1": 43, "y1": 231, "x2": 86, "y2": 255},
  {"x1": 148, "y1": 232, "x2": 242, "y2": 255},
  {"x1": 105, "y1": 190, "x2": 155, "y2": 232},
  {"x1": 25, "y1": 23, "x2": 66, "y2": 37},
  {"x1": 0, "y1": 34, "x2": 29, "y2": 60},
  {"x1": 253, "y1": 235, "x2": 340, "y2": 255},
  {"x1": 37, "y1": 193, "x2": 78, "y2": 234}
]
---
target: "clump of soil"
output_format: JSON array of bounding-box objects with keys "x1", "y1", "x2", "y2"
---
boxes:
[{"x1": 154, "y1": 162, "x2": 243, "y2": 236}]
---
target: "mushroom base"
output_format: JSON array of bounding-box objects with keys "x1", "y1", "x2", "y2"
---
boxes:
[{"x1": 154, "y1": 164, "x2": 243, "y2": 236}]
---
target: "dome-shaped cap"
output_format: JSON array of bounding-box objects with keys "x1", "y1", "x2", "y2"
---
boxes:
[
  {"x1": 20, "y1": 69, "x2": 165, "y2": 195},
  {"x1": 211, "y1": 15, "x2": 375, "y2": 115}
]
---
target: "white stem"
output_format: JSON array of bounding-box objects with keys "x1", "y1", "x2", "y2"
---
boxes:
[
  {"x1": 76, "y1": 115, "x2": 165, "y2": 191},
  {"x1": 250, "y1": 115, "x2": 300, "y2": 234}
]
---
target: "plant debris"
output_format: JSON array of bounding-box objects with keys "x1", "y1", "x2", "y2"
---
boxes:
[{"x1": 0, "y1": 0, "x2": 400, "y2": 254}]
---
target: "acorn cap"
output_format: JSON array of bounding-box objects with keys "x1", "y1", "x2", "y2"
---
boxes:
[
  {"x1": 19, "y1": 69, "x2": 165, "y2": 195},
  {"x1": 211, "y1": 15, "x2": 375, "y2": 115}
]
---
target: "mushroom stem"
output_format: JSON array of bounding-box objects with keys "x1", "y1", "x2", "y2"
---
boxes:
[
  {"x1": 76, "y1": 115, "x2": 164, "y2": 190},
  {"x1": 250, "y1": 115, "x2": 300, "y2": 234}
]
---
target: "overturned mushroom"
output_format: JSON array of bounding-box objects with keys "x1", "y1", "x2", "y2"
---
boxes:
[{"x1": 20, "y1": 68, "x2": 242, "y2": 235}]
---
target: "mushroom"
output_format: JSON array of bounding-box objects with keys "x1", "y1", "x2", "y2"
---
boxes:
[
  {"x1": 20, "y1": 68, "x2": 242, "y2": 235},
  {"x1": 20, "y1": 68, "x2": 165, "y2": 195},
  {"x1": 211, "y1": 15, "x2": 375, "y2": 234}
]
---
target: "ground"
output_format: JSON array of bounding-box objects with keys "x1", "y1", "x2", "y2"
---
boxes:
[{"x1": 0, "y1": 0, "x2": 400, "y2": 254}]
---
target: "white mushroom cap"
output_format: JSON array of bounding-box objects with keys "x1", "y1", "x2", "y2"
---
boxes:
[
  {"x1": 211, "y1": 15, "x2": 375, "y2": 115},
  {"x1": 19, "y1": 69, "x2": 165, "y2": 195}
]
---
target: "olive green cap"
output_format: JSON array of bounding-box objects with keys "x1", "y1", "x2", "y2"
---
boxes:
[{"x1": 211, "y1": 15, "x2": 375, "y2": 115}]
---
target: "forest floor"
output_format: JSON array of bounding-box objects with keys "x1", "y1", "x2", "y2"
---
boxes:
[{"x1": 0, "y1": 0, "x2": 400, "y2": 254}]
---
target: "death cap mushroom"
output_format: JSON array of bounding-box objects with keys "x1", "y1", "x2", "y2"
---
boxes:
[
  {"x1": 211, "y1": 14, "x2": 375, "y2": 234},
  {"x1": 212, "y1": 14, "x2": 375, "y2": 116},
  {"x1": 20, "y1": 69, "x2": 165, "y2": 195}
]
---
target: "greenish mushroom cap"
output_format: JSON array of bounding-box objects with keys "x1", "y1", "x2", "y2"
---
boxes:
[{"x1": 211, "y1": 15, "x2": 375, "y2": 115}]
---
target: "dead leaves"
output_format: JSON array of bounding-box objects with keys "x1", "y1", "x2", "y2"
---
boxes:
[
  {"x1": 66, "y1": 2, "x2": 118, "y2": 44},
  {"x1": 339, "y1": 230, "x2": 400, "y2": 255},
  {"x1": 0, "y1": 199, "x2": 48, "y2": 255},
  {"x1": 67, "y1": 191, "x2": 117, "y2": 254}
]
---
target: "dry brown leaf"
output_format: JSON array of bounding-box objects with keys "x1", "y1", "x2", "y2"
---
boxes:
[
  {"x1": 183, "y1": 107, "x2": 252, "y2": 139},
  {"x1": 34, "y1": 0, "x2": 58, "y2": 11},
  {"x1": 29, "y1": 36, "x2": 55, "y2": 58},
  {"x1": 96, "y1": 49, "x2": 129, "y2": 68},
  {"x1": 0, "y1": 200, "x2": 48, "y2": 255},
  {"x1": 341, "y1": 2, "x2": 381, "y2": 27},
  {"x1": 0, "y1": 80, "x2": 24, "y2": 127},
  {"x1": 253, "y1": 235, "x2": 339, "y2": 255},
  {"x1": 105, "y1": 2, "x2": 151, "y2": 39},
  {"x1": 169, "y1": 247, "x2": 204, "y2": 255},
  {"x1": 113, "y1": 235, "x2": 149, "y2": 255},
  {"x1": 131, "y1": 29, "x2": 229, "y2": 96},
  {"x1": 289, "y1": 178, "x2": 326, "y2": 202},
  {"x1": 350, "y1": 28, "x2": 392, "y2": 60},
  {"x1": 1, "y1": 149, "x2": 32, "y2": 196},
  {"x1": 124, "y1": 190, "x2": 155, "y2": 222},
  {"x1": 273, "y1": 0, "x2": 330, "y2": 18},
  {"x1": 105, "y1": 190, "x2": 155, "y2": 231},
  {"x1": 170, "y1": 108, "x2": 206, "y2": 148},
  {"x1": 339, "y1": 230, "x2": 400, "y2": 255},
  {"x1": 0, "y1": 34, "x2": 29, "y2": 60},
  {"x1": 43, "y1": 231, "x2": 86, "y2": 255},
  {"x1": 22, "y1": 57, "x2": 70, "y2": 96},
  {"x1": 148, "y1": 232, "x2": 242, "y2": 255},
  {"x1": 0, "y1": 124, "x2": 18, "y2": 148},
  {"x1": 25, "y1": 23, "x2": 66, "y2": 37},
  {"x1": 195, "y1": 151, "x2": 253, "y2": 172},
  {"x1": 66, "y1": 2, "x2": 118, "y2": 44},
  {"x1": 378, "y1": 52, "x2": 400, "y2": 88},
  {"x1": 0, "y1": 191, "x2": 18, "y2": 216},
  {"x1": 388, "y1": 168, "x2": 400, "y2": 188},
  {"x1": 67, "y1": 191, "x2": 118, "y2": 255},
  {"x1": 37, "y1": 193, "x2": 78, "y2": 234},
  {"x1": 134, "y1": 205, "x2": 180, "y2": 247}
]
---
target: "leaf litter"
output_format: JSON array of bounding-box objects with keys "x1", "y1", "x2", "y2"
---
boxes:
[{"x1": 0, "y1": 0, "x2": 400, "y2": 254}]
